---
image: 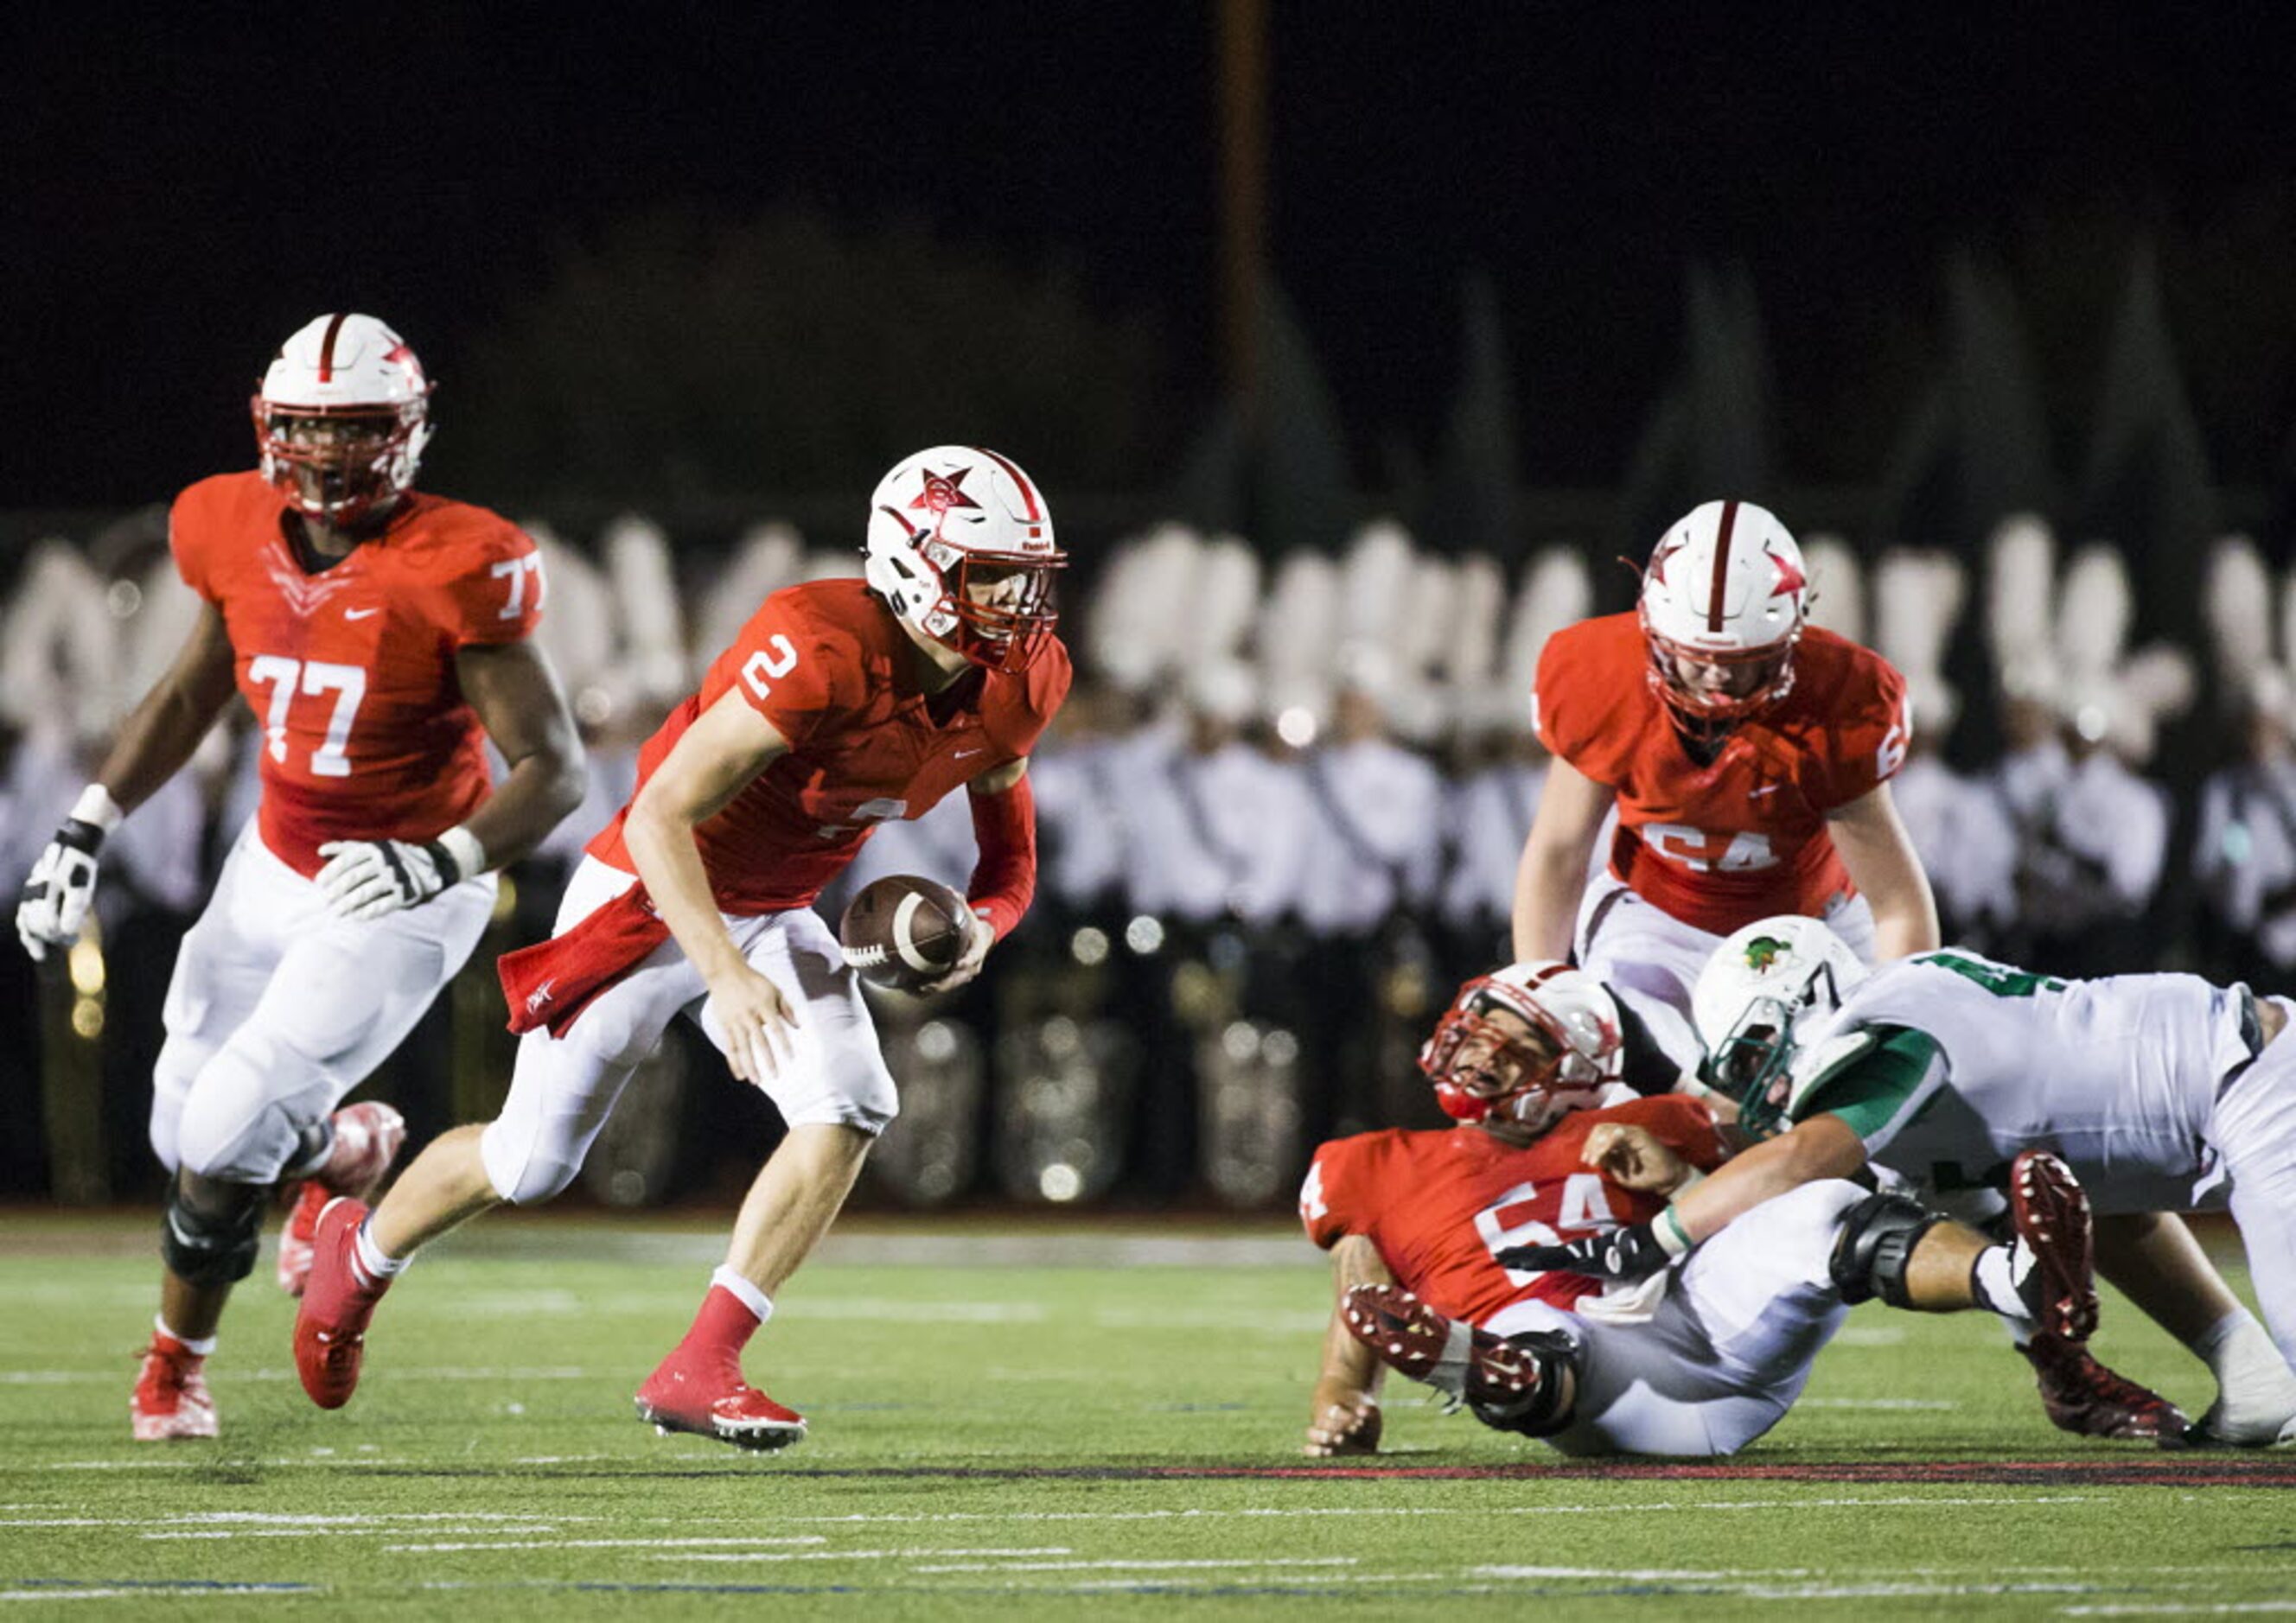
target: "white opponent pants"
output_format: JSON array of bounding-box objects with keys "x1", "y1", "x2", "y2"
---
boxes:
[
  {"x1": 2198, "y1": 997, "x2": 2296, "y2": 1365},
  {"x1": 1574, "y1": 874, "x2": 1879, "y2": 1074},
  {"x1": 1484, "y1": 1179, "x2": 1866, "y2": 1456},
  {"x1": 478, "y1": 856, "x2": 898, "y2": 1206},
  {"x1": 151, "y1": 824, "x2": 496, "y2": 1183}
]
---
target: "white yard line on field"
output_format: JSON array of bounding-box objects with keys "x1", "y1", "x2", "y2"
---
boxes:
[{"x1": 382, "y1": 1536, "x2": 828, "y2": 1552}]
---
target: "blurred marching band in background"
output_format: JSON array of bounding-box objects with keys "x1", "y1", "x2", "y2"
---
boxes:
[{"x1": 10, "y1": 503, "x2": 2296, "y2": 1212}]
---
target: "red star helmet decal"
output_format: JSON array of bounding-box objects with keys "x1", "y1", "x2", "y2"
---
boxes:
[
  {"x1": 1649, "y1": 537, "x2": 1687, "y2": 589},
  {"x1": 909, "y1": 467, "x2": 982, "y2": 517},
  {"x1": 1766, "y1": 546, "x2": 1806, "y2": 599}
]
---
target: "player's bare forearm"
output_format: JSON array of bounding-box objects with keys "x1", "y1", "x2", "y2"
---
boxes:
[
  {"x1": 1510, "y1": 758, "x2": 1611, "y2": 962},
  {"x1": 624, "y1": 799, "x2": 750, "y2": 984},
  {"x1": 92, "y1": 604, "x2": 237, "y2": 813},
  {"x1": 1316, "y1": 1235, "x2": 1394, "y2": 1400},
  {"x1": 453, "y1": 641, "x2": 587, "y2": 869},
  {"x1": 1670, "y1": 1114, "x2": 1867, "y2": 1244},
  {"x1": 1305, "y1": 1236, "x2": 1392, "y2": 1454},
  {"x1": 1512, "y1": 842, "x2": 1588, "y2": 963},
  {"x1": 1829, "y1": 784, "x2": 1940, "y2": 958},
  {"x1": 624, "y1": 689, "x2": 788, "y2": 984}
]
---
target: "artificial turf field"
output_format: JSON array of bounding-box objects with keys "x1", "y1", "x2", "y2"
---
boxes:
[{"x1": 4, "y1": 1212, "x2": 2293, "y2": 1619}]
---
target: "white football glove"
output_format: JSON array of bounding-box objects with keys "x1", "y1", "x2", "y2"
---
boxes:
[
  {"x1": 16, "y1": 817, "x2": 107, "y2": 963},
  {"x1": 316, "y1": 827, "x2": 483, "y2": 921}
]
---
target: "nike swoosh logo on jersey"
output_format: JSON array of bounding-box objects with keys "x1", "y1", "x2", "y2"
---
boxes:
[
  {"x1": 953, "y1": 748, "x2": 985, "y2": 759},
  {"x1": 344, "y1": 607, "x2": 381, "y2": 621},
  {"x1": 1750, "y1": 784, "x2": 1780, "y2": 797}
]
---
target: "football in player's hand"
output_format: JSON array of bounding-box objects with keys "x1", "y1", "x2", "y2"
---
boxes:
[{"x1": 839, "y1": 875, "x2": 972, "y2": 991}]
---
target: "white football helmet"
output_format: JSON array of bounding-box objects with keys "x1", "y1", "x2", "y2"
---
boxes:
[
  {"x1": 1690, "y1": 915, "x2": 1868, "y2": 1132},
  {"x1": 1419, "y1": 960, "x2": 1623, "y2": 1134},
  {"x1": 252, "y1": 314, "x2": 433, "y2": 525},
  {"x1": 1638, "y1": 499, "x2": 1809, "y2": 729},
  {"x1": 864, "y1": 446, "x2": 1064, "y2": 674}
]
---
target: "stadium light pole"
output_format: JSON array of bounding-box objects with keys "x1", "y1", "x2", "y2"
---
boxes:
[{"x1": 1216, "y1": 0, "x2": 1269, "y2": 429}]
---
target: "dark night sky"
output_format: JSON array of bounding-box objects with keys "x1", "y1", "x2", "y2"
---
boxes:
[{"x1": 5, "y1": 3, "x2": 2294, "y2": 512}]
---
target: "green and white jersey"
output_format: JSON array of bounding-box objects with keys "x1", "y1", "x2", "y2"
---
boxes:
[{"x1": 1780, "y1": 949, "x2": 2250, "y2": 1212}]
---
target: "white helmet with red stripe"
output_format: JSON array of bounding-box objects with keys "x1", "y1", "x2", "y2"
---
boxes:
[
  {"x1": 1418, "y1": 960, "x2": 1623, "y2": 1133},
  {"x1": 864, "y1": 445, "x2": 1065, "y2": 673},
  {"x1": 252, "y1": 314, "x2": 433, "y2": 526},
  {"x1": 1638, "y1": 499, "x2": 1809, "y2": 728}
]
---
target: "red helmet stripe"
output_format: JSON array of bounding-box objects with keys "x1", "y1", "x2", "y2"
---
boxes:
[
  {"x1": 316, "y1": 312, "x2": 349, "y2": 384},
  {"x1": 975, "y1": 446, "x2": 1043, "y2": 525},
  {"x1": 1706, "y1": 499, "x2": 1740, "y2": 633}
]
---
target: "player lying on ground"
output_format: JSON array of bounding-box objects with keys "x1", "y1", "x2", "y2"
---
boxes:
[
  {"x1": 13, "y1": 314, "x2": 584, "y2": 1442},
  {"x1": 1303, "y1": 962, "x2": 2135, "y2": 1458},
  {"x1": 1513, "y1": 917, "x2": 2296, "y2": 1446},
  {"x1": 1510, "y1": 497, "x2": 2238, "y2": 1439},
  {"x1": 294, "y1": 446, "x2": 1068, "y2": 1450}
]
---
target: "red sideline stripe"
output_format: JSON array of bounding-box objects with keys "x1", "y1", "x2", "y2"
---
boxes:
[
  {"x1": 316, "y1": 313, "x2": 349, "y2": 383},
  {"x1": 1706, "y1": 500, "x2": 1739, "y2": 633}
]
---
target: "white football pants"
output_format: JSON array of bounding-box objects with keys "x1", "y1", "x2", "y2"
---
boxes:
[
  {"x1": 2200, "y1": 996, "x2": 2296, "y2": 1366},
  {"x1": 479, "y1": 856, "x2": 898, "y2": 1206},
  {"x1": 1484, "y1": 1179, "x2": 1866, "y2": 1456},
  {"x1": 1574, "y1": 874, "x2": 1879, "y2": 1075},
  {"x1": 150, "y1": 824, "x2": 495, "y2": 1183}
]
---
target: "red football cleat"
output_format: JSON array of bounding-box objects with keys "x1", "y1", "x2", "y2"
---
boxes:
[
  {"x1": 294, "y1": 1198, "x2": 391, "y2": 1410},
  {"x1": 131, "y1": 1333, "x2": 218, "y2": 1442},
  {"x1": 2008, "y1": 1149, "x2": 2099, "y2": 1344},
  {"x1": 635, "y1": 1349, "x2": 807, "y2": 1451},
  {"x1": 1341, "y1": 1282, "x2": 1545, "y2": 1412},
  {"x1": 277, "y1": 1103, "x2": 406, "y2": 1297},
  {"x1": 2022, "y1": 1330, "x2": 2191, "y2": 1446}
]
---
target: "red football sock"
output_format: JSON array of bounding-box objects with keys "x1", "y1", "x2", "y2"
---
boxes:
[{"x1": 679, "y1": 1284, "x2": 763, "y2": 1360}]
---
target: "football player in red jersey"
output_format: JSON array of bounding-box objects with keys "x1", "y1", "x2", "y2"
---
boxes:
[
  {"x1": 13, "y1": 315, "x2": 585, "y2": 1441},
  {"x1": 1512, "y1": 500, "x2": 1938, "y2": 1074},
  {"x1": 296, "y1": 445, "x2": 1068, "y2": 1449},
  {"x1": 1302, "y1": 964, "x2": 2132, "y2": 1457}
]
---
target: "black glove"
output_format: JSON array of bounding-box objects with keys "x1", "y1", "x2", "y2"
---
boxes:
[
  {"x1": 1498, "y1": 1222, "x2": 1674, "y2": 1281},
  {"x1": 16, "y1": 816, "x2": 107, "y2": 962}
]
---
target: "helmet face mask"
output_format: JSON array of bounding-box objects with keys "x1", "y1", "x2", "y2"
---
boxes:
[
  {"x1": 1419, "y1": 962, "x2": 1622, "y2": 1134},
  {"x1": 864, "y1": 447, "x2": 1064, "y2": 674},
  {"x1": 1691, "y1": 917, "x2": 1868, "y2": 1136},
  {"x1": 252, "y1": 314, "x2": 432, "y2": 527},
  {"x1": 1637, "y1": 499, "x2": 1808, "y2": 734},
  {"x1": 1703, "y1": 996, "x2": 1802, "y2": 1134}
]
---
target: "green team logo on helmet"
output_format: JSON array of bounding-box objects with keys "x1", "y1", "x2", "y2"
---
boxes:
[{"x1": 1743, "y1": 935, "x2": 1790, "y2": 971}]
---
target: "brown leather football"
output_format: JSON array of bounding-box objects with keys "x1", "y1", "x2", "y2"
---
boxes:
[{"x1": 839, "y1": 874, "x2": 972, "y2": 990}]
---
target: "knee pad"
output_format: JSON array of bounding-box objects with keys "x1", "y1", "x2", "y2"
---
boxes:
[
  {"x1": 160, "y1": 1173, "x2": 266, "y2": 1287},
  {"x1": 1470, "y1": 1326, "x2": 1584, "y2": 1438},
  {"x1": 1828, "y1": 1191, "x2": 1943, "y2": 1308}
]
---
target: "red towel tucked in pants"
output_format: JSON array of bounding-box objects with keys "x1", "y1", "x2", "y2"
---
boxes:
[{"x1": 498, "y1": 883, "x2": 674, "y2": 1038}]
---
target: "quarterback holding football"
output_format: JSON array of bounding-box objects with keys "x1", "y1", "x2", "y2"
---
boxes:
[{"x1": 295, "y1": 445, "x2": 1069, "y2": 1450}]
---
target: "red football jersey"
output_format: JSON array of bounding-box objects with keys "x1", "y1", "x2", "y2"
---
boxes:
[
  {"x1": 1534, "y1": 614, "x2": 1908, "y2": 934},
  {"x1": 587, "y1": 579, "x2": 1071, "y2": 914},
  {"x1": 170, "y1": 471, "x2": 543, "y2": 876},
  {"x1": 1300, "y1": 1095, "x2": 1730, "y2": 1324}
]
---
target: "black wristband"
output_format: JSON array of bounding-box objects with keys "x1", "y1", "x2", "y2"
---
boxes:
[
  {"x1": 54, "y1": 818, "x2": 105, "y2": 856},
  {"x1": 421, "y1": 838, "x2": 462, "y2": 889}
]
